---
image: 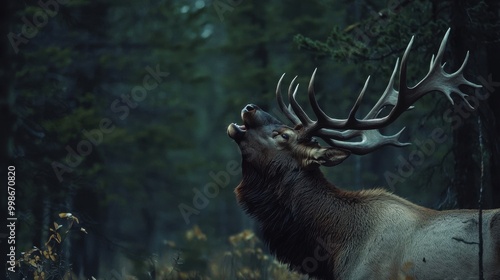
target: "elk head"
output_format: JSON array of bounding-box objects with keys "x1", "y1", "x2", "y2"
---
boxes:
[{"x1": 227, "y1": 103, "x2": 350, "y2": 172}]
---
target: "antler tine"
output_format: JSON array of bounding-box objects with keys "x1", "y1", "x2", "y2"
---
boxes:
[
  {"x1": 365, "y1": 58, "x2": 400, "y2": 119},
  {"x1": 307, "y1": 68, "x2": 330, "y2": 133},
  {"x1": 276, "y1": 73, "x2": 301, "y2": 125},
  {"x1": 452, "y1": 51, "x2": 482, "y2": 109},
  {"x1": 288, "y1": 76, "x2": 313, "y2": 126},
  {"x1": 307, "y1": 68, "x2": 323, "y2": 125},
  {"x1": 397, "y1": 35, "x2": 415, "y2": 94},
  {"x1": 347, "y1": 76, "x2": 370, "y2": 124},
  {"x1": 430, "y1": 28, "x2": 450, "y2": 69}
]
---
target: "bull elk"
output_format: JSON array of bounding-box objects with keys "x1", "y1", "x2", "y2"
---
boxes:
[{"x1": 227, "y1": 29, "x2": 500, "y2": 279}]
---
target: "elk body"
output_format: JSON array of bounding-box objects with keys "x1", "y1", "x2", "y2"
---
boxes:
[{"x1": 227, "y1": 29, "x2": 500, "y2": 280}]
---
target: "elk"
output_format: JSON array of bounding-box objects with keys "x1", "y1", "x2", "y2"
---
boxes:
[{"x1": 227, "y1": 29, "x2": 500, "y2": 280}]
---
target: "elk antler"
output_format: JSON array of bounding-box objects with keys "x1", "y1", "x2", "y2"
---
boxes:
[{"x1": 276, "y1": 28, "x2": 481, "y2": 155}]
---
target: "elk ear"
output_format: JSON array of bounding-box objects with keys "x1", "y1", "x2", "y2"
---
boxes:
[{"x1": 311, "y1": 147, "x2": 350, "y2": 167}]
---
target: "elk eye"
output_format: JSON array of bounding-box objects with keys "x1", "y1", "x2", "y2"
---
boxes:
[{"x1": 281, "y1": 133, "x2": 289, "y2": 140}]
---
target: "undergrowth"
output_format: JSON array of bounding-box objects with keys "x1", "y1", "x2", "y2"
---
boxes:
[{"x1": 7, "y1": 220, "x2": 306, "y2": 280}]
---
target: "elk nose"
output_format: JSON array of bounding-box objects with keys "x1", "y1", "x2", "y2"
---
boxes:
[{"x1": 244, "y1": 104, "x2": 258, "y2": 112}]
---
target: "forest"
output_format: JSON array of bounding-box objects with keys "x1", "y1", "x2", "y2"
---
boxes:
[{"x1": 2, "y1": 0, "x2": 500, "y2": 279}]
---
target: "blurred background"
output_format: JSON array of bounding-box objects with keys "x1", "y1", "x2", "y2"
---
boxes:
[{"x1": 2, "y1": 0, "x2": 500, "y2": 279}]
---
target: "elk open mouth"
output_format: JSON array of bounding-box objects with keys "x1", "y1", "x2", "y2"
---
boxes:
[
  {"x1": 227, "y1": 123, "x2": 246, "y2": 140},
  {"x1": 228, "y1": 104, "x2": 257, "y2": 141}
]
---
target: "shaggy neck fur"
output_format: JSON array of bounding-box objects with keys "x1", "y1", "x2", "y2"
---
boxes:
[{"x1": 235, "y1": 158, "x2": 377, "y2": 280}]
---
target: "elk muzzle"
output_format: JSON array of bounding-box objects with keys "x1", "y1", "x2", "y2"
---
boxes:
[{"x1": 227, "y1": 104, "x2": 283, "y2": 142}]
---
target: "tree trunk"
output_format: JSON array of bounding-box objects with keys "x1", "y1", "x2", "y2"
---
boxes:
[
  {"x1": 450, "y1": 1, "x2": 500, "y2": 209},
  {"x1": 483, "y1": 0, "x2": 500, "y2": 208}
]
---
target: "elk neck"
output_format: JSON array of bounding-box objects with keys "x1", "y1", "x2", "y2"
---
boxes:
[{"x1": 235, "y1": 158, "x2": 376, "y2": 279}]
